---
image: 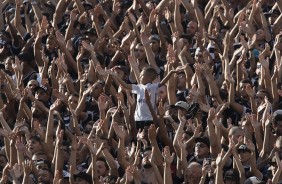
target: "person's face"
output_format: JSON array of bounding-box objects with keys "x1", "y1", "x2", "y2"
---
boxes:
[
  {"x1": 274, "y1": 121, "x2": 282, "y2": 136},
  {"x1": 84, "y1": 123, "x2": 92, "y2": 134},
  {"x1": 140, "y1": 70, "x2": 150, "y2": 84},
  {"x1": 36, "y1": 163, "x2": 49, "y2": 170},
  {"x1": 208, "y1": 160, "x2": 216, "y2": 177},
  {"x1": 113, "y1": 68, "x2": 125, "y2": 79},
  {"x1": 74, "y1": 177, "x2": 89, "y2": 184},
  {"x1": 27, "y1": 80, "x2": 39, "y2": 92},
  {"x1": 212, "y1": 98, "x2": 219, "y2": 108},
  {"x1": 255, "y1": 92, "x2": 266, "y2": 106},
  {"x1": 0, "y1": 156, "x2": 7, "y2": 168},
  {"x1": 150, "y1": 40, "x2": 160, "y2": 53},
  {"x1": 38, "y1": 170, "x2": 52, "y2": 184},
  {"x1": 179, "y1": 38, "x2": 191, "y2": 49},
  {"x1": 28, "y1": 139, "x2": 42, "y2": 153},
  {"x1": 228, "y1": 129, "x2": 243, "y2": 144},
  {"x1": 186, "y1": 21, "x2": 198, "y2": 36},
  {"x1": 184, "y1": 164, "x2": 202, "y2": 182},
  {"x1": 135, "y1": 45, "x2": 146, "y2": 60},
  {"x1": 46, "y1": 38, "x2": 57, "y2": 51},
  {"x1": 68, "y1": 95, "x2": 79, "y2": 109},
  {"x1": 239, "y1": 82, "x2": 249, "y2": 98},
  {"x1": 238, "y1": 150, "x2": 251, "y2": 163},
  {"x1": 35, "y1": 89, "x2": 49, "y2": 102},
  {"x1": 142, "y1": 155, "x2": 152, "y2": 168},
  {"x1": 195, "y1": 52, "x2": 204, "y2": 63},
  {"x1": 91, "y1": 83, "x2": 103, "y2": 98},
  {"x1": 96, "y1": 160, "x2": 108, "y2": 177},
  {"x1": 31, "y1": 22, "x2": 38, "y2": 37},
  {"x1": 4, "y1": 57, "x2": 13, "y2": 72},
  {"x1": 269, "y1": 14, "x2": 279, "y2": 25},
  {"x1": 195, "y1": 142, "x2": 209, "y2": 158},
  {"x1": 105, "y1": 41, "x2": 116, "y2": 56},
  {"x1": 176, "y1": 73, "x2": 186, "y2": 89},
  {"x1": 62, "y1": 146, "x2": 70, "y2": 162},
  {"x1": 256, "y1": 29, "x2": 265, "y2": 41},
  {"x1": 158, "y1": 85, "x2": 167, "y2": 100}
]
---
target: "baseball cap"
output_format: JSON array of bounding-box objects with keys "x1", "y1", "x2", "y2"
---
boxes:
[
  {"x1": 237, "y1": 144, "x2": 251, "y2": 153},
  {"x1": 35, "y1": 84, "x2": 50, "y2": 95},
  {"x1": 85, "y1": 28, "x2": 97, "y2": 36},
  {"x1": 244, "y1": 176, "x2": 264, "y2": 184},
  {"x1": 18, "y1": 52, "x2": 34, "y2": 62},
  {"x1": 224, "y1": 169, "x2": 240, "y2": 181},
  {"x1": 149, "y1": 34, "x2": 160, "y2": 42},
  {"x1": 264, "y1": 9, "x2": 280, "y2": 17},
  {"x1": 175, "y1": 101, "x2": 189, "y2": 111},
  {"x1": 195, "y1": 136, "x2": 210, "y2": 147},
  {"x1": 74, "y1": 172, "x2": 92, "y2": 184}
]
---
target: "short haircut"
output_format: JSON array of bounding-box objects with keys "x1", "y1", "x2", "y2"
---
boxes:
[
  {"x1": 180, "y1": 34, "x2": 193, "y2": 44},
  {"x1": 240, "y1": 79, "x2": 252, "y2": 85},
  {"x1": 97, "y1": 157, "x2": 109, "y2": 170},
  {"x1": 143, "y1": 67, "x2": 157, "y2": 80},
  {"x1": 273, "y1": 110, "x2": 282, "y2": 126}
]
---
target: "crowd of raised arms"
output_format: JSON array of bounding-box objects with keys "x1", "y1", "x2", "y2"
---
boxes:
[{"x1": 2, "y1": 0, "x2": 282, "y2": 184}]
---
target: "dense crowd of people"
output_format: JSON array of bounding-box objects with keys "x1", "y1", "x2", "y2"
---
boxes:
[{"x1": 0, "y1": 0, "x2": 282, "y2": 183}]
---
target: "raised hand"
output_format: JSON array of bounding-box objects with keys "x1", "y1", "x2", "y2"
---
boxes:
[
  {"x1": 148, "y1": 124, "x2": 158, "y2": 141},
  {"x1": 98, "y1": 94, "x2": 108, "y2": 111},
  {"x1": 112, "y1": 122, "x2": 126, "y2": 139},
  {"x1": 22, "y1": 160, "x2": 32, "y2": 175},
  {"x1": 162, "y1": 146, "x2": 175, "y2": 164}
]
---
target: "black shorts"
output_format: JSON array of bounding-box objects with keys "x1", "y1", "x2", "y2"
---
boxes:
[{"x1": 135, "y1": 120, "x2": 153, "y2": 131}]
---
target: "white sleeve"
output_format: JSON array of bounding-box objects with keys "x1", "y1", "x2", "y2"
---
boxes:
[{"x1": 132, "y1": 84, "x2": 140, "y2": 94}]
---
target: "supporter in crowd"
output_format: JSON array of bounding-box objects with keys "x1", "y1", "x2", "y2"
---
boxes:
[{"x1": 1, "y1": 0, "x2": 282, "y2": 184}]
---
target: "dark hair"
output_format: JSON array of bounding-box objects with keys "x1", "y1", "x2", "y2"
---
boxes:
[
  {"x1": 97, "y1": 157, "x2": 110, "y2": 170},
  {"x1": 240, "y1": 79, "x2": 252, "y2": 85},
  {"x1": 273, "y1": 110, "x2": 282, "y2": 126},
  {"x1": 180, "y1": 34, "x2": 193, "y2": 44},
  {"x1": 143, "y1": 67, "x2": 157, "y2": 81}
]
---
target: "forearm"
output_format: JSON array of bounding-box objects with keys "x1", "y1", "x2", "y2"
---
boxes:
[
  {"x1": 164, "y1": 164, "x2": 172, "y2": 184},
  {"x1": 31, "y1": 3, "x2": 43, "y2": 23}
]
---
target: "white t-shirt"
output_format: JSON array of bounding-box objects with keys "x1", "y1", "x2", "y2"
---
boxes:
[{"x1": 132, "y1": 83, "x2": 159, "y2": 121}]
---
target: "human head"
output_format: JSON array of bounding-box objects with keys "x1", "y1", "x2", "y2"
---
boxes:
[
  {"x1": 28, "y1": 136, "x2": 43, "y2": 154},
  {"x1": 239, "y1": 79, "x2": 252, "y2": 99},
  {"x1": 68, "y1": 94, "x2": 79, "y2": 110},
  {"x1": 37, "y1": 168, "x2": 54, "y2": 184},
  {"x1": 184, "y1": 162, "x2": 202, "y2": 183},
  {"x1": 149, "y1": 34, "x2": 160, "y2": 53},
  {"x1": 176, "y1": 72, "x2": 186, "y2": 90},
  {"x1": 135, "y1": 43, "x2": 146, "y2": 61},
  {"x1": 228, "y1": 126, "x2": 244, "y2": 144},
  {"x1": 174, "y1": 101, "x2": 189, "y2": 117},
  {"x1": 186, "y1": 20, "x2": 198, "y2": 36},
  {"x1": 194, "y1": 137, "x2": 210, "y2": 159},
  {"x1": 27, "y1": 79, "x2": 39, "y2": 93},
  {"x1": 0, "y1": 154, "x2": 7, "y2": 168},
  {"x1": 273, "y1": 110, "x2": 282, "y2": 136},
  {"x1": 4, "y1": 56, "x2": 14, "y2": 74},
  {"x1": 46, "y1": 35, "x2": 57, "y2": 52},
  {"x1": 112, "y1": 65, "x2": 127, "y2": 80},
  {"x1": 35, "y1": 84, "x2": 50, "y2": 104},
  {"x1": 237, "y1": 144, "x2": 252, "y2": 163},
  {"x1": 90, "y1": 81, "x2": 104, "y2": 99},
  {"x1": 224, "y1": 169, "x2": 240, "y2": 184},
  {"x1": 140, "y1": 67, "x2": 157, "y2": 84},
  {"x1": 96, "y1": 157, "x2": 109, "y2": 177}
]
